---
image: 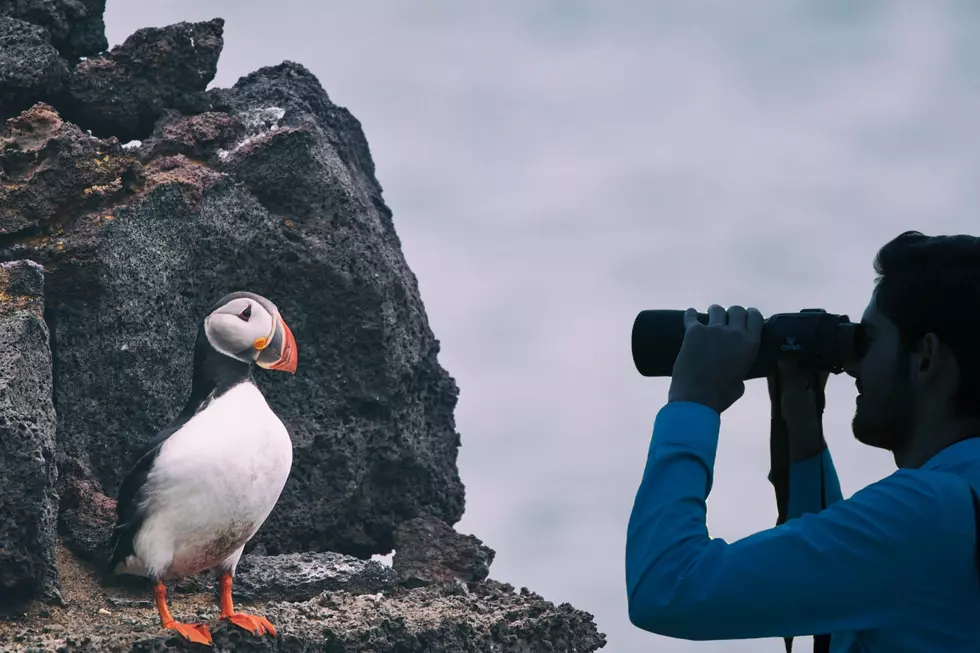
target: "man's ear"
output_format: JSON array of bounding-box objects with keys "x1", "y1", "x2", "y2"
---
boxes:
[
  {"x1": 913, "y1": 332, "x2": 956, "y2": 389},
  {"x1": 917, "y1": 334, "x2": 938, "y2": 372}
]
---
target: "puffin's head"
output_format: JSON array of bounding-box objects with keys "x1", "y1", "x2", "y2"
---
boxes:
[{"x1": 202, "y1": 291, "x2": 298, "y2": 374}]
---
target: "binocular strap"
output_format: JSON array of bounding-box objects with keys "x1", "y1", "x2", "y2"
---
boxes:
[{"x1": 768, "y1": 371, "x2": 831, "y2": 653}]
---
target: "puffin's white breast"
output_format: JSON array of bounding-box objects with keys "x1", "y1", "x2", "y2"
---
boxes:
[{"x1": 132, "y1": 381, "x2": 293, "y2": 577}]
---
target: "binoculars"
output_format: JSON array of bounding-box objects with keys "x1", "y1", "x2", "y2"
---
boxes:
[{"x1": 631, "y1": 308, "x2": 867, "y2": 379}]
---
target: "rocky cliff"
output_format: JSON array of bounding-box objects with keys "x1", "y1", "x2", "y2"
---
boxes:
[{"x1": 0, "y1": 4, "x2": 605, "y2": 652}]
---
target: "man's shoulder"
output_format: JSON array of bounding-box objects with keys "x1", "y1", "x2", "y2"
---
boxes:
[{"x1": 844, "y1": 466, "x2": 976, "y2": 538}]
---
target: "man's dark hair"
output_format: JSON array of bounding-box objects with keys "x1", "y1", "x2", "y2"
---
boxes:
[{"x1": 873, "y1": 230, "x2": 980, "y2": 418}]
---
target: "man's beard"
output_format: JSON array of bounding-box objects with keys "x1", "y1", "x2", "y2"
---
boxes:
[{"x1": 851, "y1": 380, "x2": 916, "y2": 452}]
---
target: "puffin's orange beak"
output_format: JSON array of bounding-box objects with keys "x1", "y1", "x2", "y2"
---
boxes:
[{"x1": 256, "y1": 316, "x2": 298, "y2": 374}]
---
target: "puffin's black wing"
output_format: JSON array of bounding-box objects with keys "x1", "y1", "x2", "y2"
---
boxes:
[
  {"x1": 105, "y1": 426, "x2": 175, "y2": 577},
  {"x1": 105, "y1": 392, "x2": 217, "y2": 578}
]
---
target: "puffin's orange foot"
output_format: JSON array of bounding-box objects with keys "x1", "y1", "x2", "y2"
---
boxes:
[
  {"x1": 222, "y1": 612, "x2": 277, "y2": 637},
  {"x1": 163, "y1": 620, "x2": 213, "y2": 646}
]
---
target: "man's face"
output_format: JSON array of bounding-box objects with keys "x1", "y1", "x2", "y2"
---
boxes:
[{"x1": 847, "y1": 290, "x2": 916, "y2": 451}]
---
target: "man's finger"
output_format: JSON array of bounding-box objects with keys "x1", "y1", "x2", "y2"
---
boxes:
[
  {"x1": 707, "y1": 304, "x2": 726, "y2": 326},
  {"x1": 746, "y1": 307, "x2": 764, "y2": 340},
  {"x1": 727, "y1": 305, "x2": 746, "y2": 329},
  {"x1": 683, "y1": 307, "x2": 700, "y2": 330}
]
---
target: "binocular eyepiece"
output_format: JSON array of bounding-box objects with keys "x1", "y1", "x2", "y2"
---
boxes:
[{"x1": 631, "y1": 308, "x2": 868, "y2": 379}]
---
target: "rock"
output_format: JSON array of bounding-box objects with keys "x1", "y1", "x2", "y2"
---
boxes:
[
  {"x1": 0, "y1": 257, "x2": 44, "y2": 313},
  {"x1": 0, "y1": 259, "x2": 61, "y2": 605},
  {"x1": 210, "y1": 62, "x2": 386, "y2": 224},
  {"x1": 0, "y1": 73, "x2": 464, "y2": 560},
  {"x1": 57, "y1": 467, "x2": 115, "y2": 564},
  {"x1": 232, "y1": 552, "x2": 396, "y2": 603},
  {"x1": 61, "y1": 18, "x2": 224, "y2": 142},
  {"x1": 0, "y1": 102, "x2": 143, "y2": 236},
  {"x1": 0, "y1": 17, "x2": 69, "y2": 123},
  {"x1": 0, "y1": 0, "x2": 107, "y2": 60},
  {"x1": 138, "y1": 110, "x2": 246, "y2": 161},
  {"x1": 393, "y1": 517, "x2": 495, "y2": 587},
  {"x1": 0, "y1": 580, "x2": 606, "y2": 652}
]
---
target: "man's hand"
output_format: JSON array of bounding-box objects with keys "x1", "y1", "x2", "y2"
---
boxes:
[{"x1": 667, "y1": 304, "x2": 764, "y2": 414}]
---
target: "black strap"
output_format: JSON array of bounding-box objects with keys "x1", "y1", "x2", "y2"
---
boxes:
[{"x1": 768, "y1": 370, "x2": 831, "y2": 653}]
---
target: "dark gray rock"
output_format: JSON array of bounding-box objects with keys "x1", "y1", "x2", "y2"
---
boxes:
[
  {"x1": 0, "y1": 16, "x2": 69, "y2": 123},
  {"x1": 233, "y1": 552, "x2": 396, "y2": 603},
  {"x1": 0, "y1": 0, "x2": 107, "y2": 60},
  {"x1": 3, "y1": 580, "x2": 607, "y2": 652},
  {"x1": 61, "y1": 18, "x2": 224, "y2": 142},
  {"x1": 56, "y1": 465, "x2": 115, "y2": 564},
  {"x1": 209, "y1": 61, "x2": 386, "y2": 225},
  {"x1": 0, "y1": 69, "x2": 464, "y2": 560},
  {"x1": 0, "y1": 259, "x2": 61, "y2": 605},
  {"x1": 393, "y1": 517, "x2": 495, "y2": 587}
]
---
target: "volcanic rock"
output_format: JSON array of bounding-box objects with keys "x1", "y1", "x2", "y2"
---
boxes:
[
  {"x1": 0, "y1": 0, "x2": 107, "y2": 60},
  {"x1": 393, "y1": 517, "x2": 495, "y2": 587},
  {"x1": 0, "y1": 259, "x2": 61, "y2": 604},
  {"x1": 137, "y1": 109, "x2": 246, "y2": 161},
  {"x1": 0, "y1": 575, "x2": 606, "y2": 652},
  {"x1": 56, "y1": 464, "x2": 116, "y2": 565},
  {"x1": 61, "y1": 18, "x2": 225, "y2": 142},
  {"x1": 232, "y1": 552, "x2": 397, "y2": 603},
  {"x1": 0, "y1": 102, "x2": 143, "y2": 236},
  {"x1": 0, "y1": 16, "x2": 69, "y2": 123}
]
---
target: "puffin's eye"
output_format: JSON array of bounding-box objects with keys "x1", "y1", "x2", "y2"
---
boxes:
[{"x1": 239, "y1": 304, "x2": 252, "y2": 321}]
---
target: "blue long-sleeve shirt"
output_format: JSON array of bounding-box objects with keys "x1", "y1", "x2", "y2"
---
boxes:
[
  {"x1": 626, "y1": 401, "x2": 980, "y2": 651},
  {"x1": 769, "y1": 442, "x2": 843, "y2": 518}
]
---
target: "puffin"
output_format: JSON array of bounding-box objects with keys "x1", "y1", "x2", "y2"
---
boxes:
[{"x1": 106, "y1": 291, "x2": 299, "y2": 646}]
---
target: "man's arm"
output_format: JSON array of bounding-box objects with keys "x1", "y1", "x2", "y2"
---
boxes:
[
  {"x1": 773, "y1": 367, "x2": 844, "y2": 518},
  {"x1": 767, "y1": 449, "x2": 843, "y2": 520},
  {"x1": 768, "y1": 410, "x2": 845, "y2": 518},
  {"x1": 626, "y1": 401, "x2": 968, "y2": 641},
  {"x1": 784, "y1": 448, "x2": 844, "y2": 517}
]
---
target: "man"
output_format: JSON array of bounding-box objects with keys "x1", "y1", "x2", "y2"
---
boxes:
[{"x1": 625, "y1": 231, "x2": 980, "y2": 651}]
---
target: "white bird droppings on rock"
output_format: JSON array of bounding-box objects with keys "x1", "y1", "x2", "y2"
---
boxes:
[{"x1": 217, "y1": 106, "x2": 288, "y2": 161}]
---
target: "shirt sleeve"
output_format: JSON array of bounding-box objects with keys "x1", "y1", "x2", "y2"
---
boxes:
[
  {"x1": 625, "y1": 401, "x2": 972, "y2": 641},
  {"x1": 767, "y1": 448, "x2": 845, "y2": 518},
  {"x1": 788, "y1": 448, "x2": 844, "y2": 517}
]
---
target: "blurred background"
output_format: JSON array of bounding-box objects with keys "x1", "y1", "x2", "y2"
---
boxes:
[{"x1": 105, "y1": 2, "x2": 980, "y2": 651}]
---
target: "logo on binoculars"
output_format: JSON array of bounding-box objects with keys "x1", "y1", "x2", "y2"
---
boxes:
[{"x1": 780, "y1": 337, "x2": 803, "y2": 352}]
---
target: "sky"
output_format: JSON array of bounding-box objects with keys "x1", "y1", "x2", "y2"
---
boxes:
[{"x1": 104, "y1": 2, "x2": 980, "y2": 651}]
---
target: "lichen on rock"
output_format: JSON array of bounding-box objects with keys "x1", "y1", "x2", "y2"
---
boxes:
[{"x1": 0, "y1": 102, "x2": 144, "y2": 236}]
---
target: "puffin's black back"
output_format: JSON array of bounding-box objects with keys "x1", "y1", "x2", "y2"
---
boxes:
[{"x1": 105, "y1": 306, "x2": 254, "y2": 578}]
